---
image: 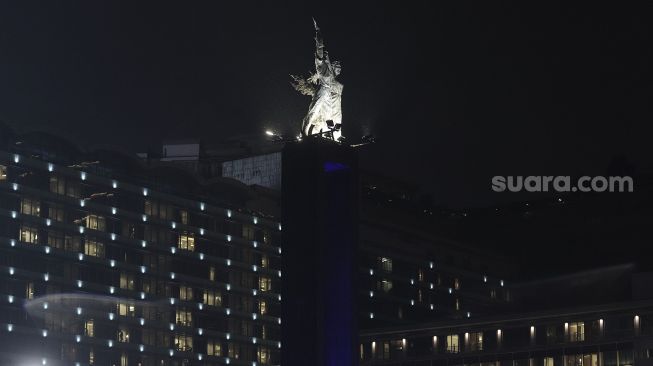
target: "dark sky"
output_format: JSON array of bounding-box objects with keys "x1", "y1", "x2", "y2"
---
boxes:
[{"x1": 1, "y1": 2, "x2": 651, "y2": 208}]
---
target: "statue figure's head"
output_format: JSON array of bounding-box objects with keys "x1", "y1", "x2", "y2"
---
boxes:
[{"x1": 332, "y1": 61, "x2": 342, "y2": 76}]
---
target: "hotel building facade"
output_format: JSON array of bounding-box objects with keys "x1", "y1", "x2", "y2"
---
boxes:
[
  {"x1": 0, "y1": 131, "x2": 282, "y2": 365},
  {"x1": 360, "y1": 298, "x2": 653, "y2": 366}
]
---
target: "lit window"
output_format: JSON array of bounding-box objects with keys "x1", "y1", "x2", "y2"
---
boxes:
[
  {"x1": 19, "y1": 225, "x2": 39, "y2": 244},
  {"x1": 446, "y1": 334, "x2": 459, "y2": 353},
  {"x1": 117, "y1": 327, "x2": 130, "y2": 343},
  {"x1": 175, "y1": 334, "x2": 193, "y2": 351},
  {"x1": 84, "y1": 240, "x2": 105, "y2": 258},
  {"x1": 120, "y1": 273, "x2": 135, "y2": 290},
  {"x1": 418, "y1": 269, "x2": 425, "y2": 281},
  {"x1": 468, "y1": 332, "x2": 483, "y2": 351},
  {"x1": 85, "y1": 320, "x2": 94, "y2": 337},
  {"x1": 86, "y1": 215, "x2": 106, "y2": 231},
  {"x1": 544, "y1": 357, "x2": 554, "y2": 366},
  {"x1": 203, "y1": 290, "x2": 222, "y2": 306},
  {"x1": 261, "y1": 255, "x2": 269, "y2": 268},
  {"x1": 259, "y1": 300, "x2": 267, "y2": 315},
  {"x1": 455, "y1": 298, "x2": 461, "y2": 311},
  {"x1": 26, "y1": 282, "x2": 35, "y2": 300},
  {"x1": 257, "y1": 346, "x2": 270, "y2": 364},
  {"x1": 377, "y1": 257, "x2": 393, "y2": 272},
  {"x1": 20, "y1": 197, "x2": 40, "y2": 216},
  {"x1": 454, "y1": 278, "x2": 461, "y2": 290},
  {"x1": 259, "y1": 277, "x2": 272, "y2": 292},
  {"x1": 178, "y1": 233, "x2": 195, "y2": 251},
  {"x1": 0, "y1": 165, "x2": 6, "y2": 180},
  {"x1": 207, "y1": 340, "x2": 222, "y2": 356},
  {"x1": 569, "y1": 322, "x2": 585, "y2": 342},
  {"x1": 179, "y1": 286, "x2": 193, "y2": 301},
  {"x1": 117, "y1": 302, "x2": 135, "y2": 317},
  {"x1": 176, "y1": 309, "x2": 193, "y2": 326}
]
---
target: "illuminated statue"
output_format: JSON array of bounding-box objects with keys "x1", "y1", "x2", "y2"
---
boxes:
[{"x1": 292, "y1": 20, "x2": 343, "y2": 141}]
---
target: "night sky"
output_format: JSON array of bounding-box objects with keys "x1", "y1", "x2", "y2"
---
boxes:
[{"x1": 1, "y1": 2, "x2": 651, "y2": 208}]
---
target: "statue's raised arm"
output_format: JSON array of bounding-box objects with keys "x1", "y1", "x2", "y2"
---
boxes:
[
  {"x1": 313, "y1": 19, "x2": 331, "y2": 79},
  {"x1": 313, "y1": 18, "x2": 324, "y2": 60}
]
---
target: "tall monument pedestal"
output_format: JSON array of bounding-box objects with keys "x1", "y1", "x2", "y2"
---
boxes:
[{"x1": 281, "y1": 138, "x2": 359, "y2": 366}]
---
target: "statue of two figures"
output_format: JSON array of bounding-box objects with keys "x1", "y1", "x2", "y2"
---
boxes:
[{"x1": 292, "y1": 19, "x2": 344, "y2": 142}]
